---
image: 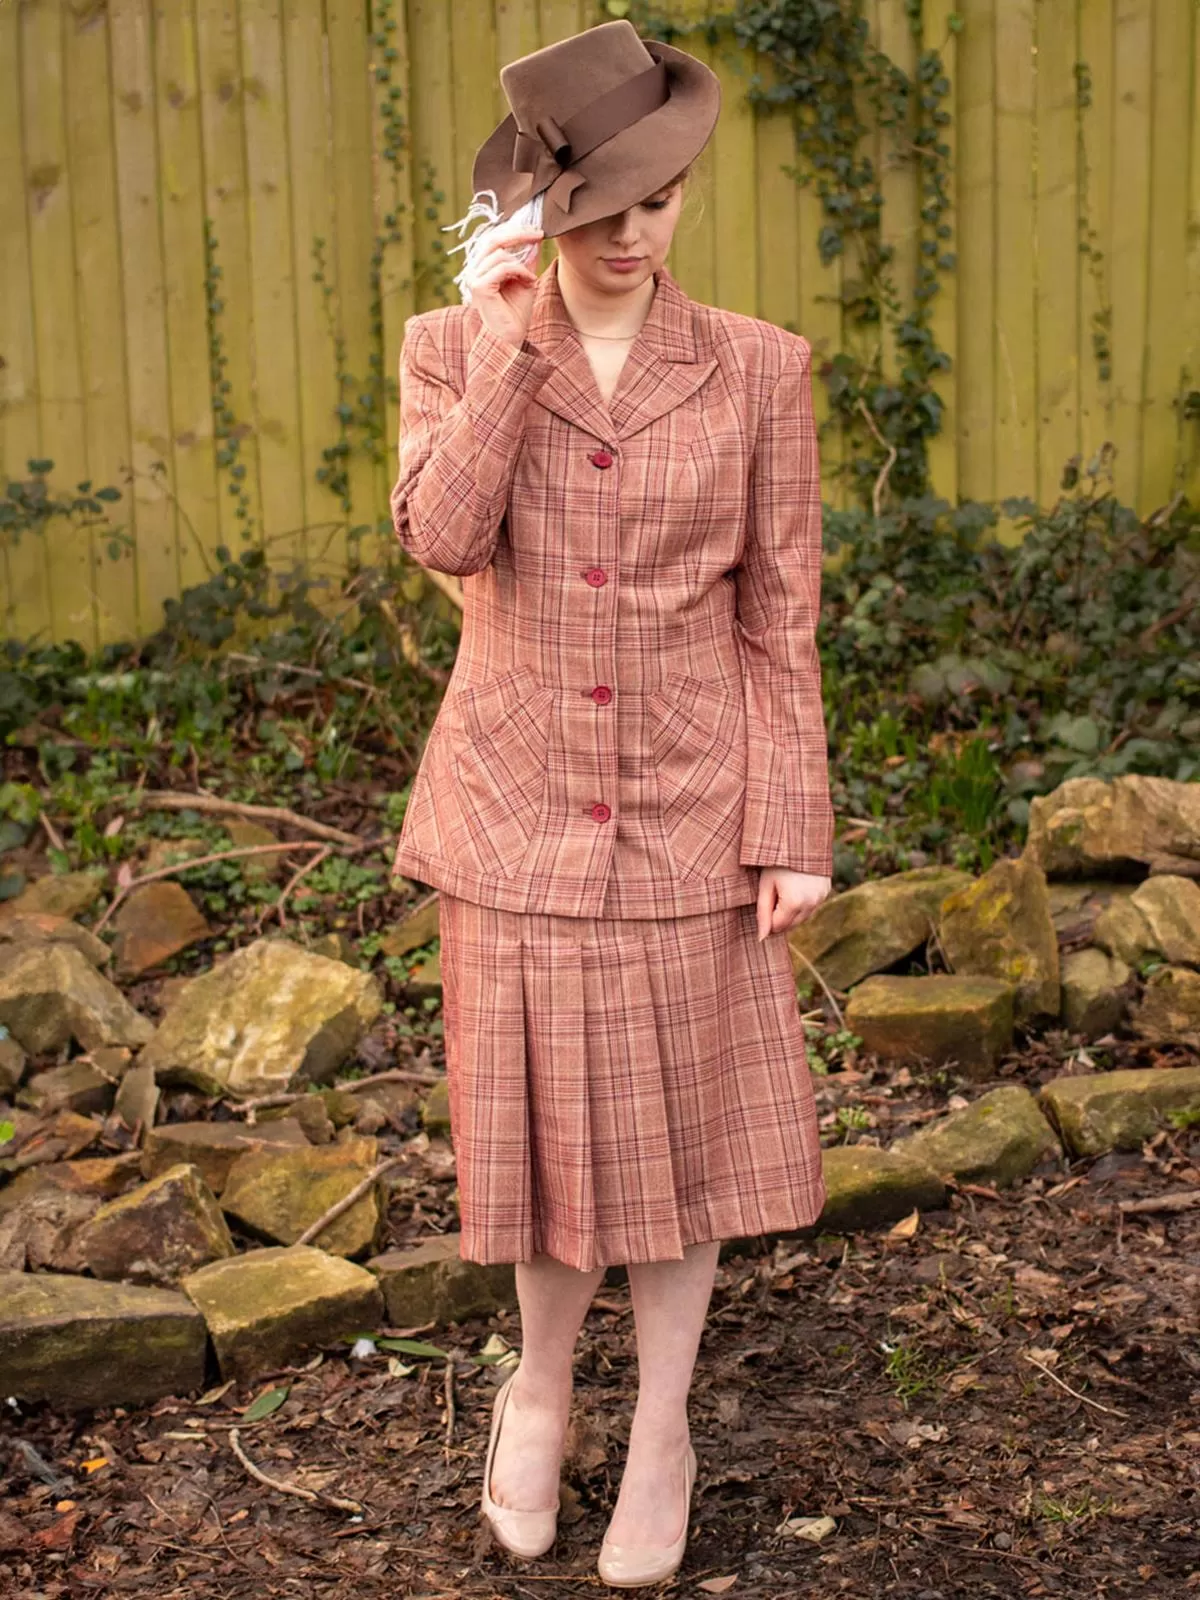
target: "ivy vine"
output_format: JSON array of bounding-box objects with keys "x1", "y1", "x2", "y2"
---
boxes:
[{"x1": 624, "y1": 0, "x2": 958, "y2": 511}]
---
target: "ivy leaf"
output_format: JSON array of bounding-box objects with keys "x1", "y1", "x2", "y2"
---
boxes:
[{"x1": 375, "y1": 1337, "x2": 454, "y2": 1360}]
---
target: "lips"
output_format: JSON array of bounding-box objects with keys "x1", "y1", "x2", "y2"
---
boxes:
[{"x1": 604, "y1": 257, "x2": 643, "y2": 266}]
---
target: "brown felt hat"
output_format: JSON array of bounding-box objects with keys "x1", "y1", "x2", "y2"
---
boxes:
[{"x1": 471, "y1": 19, "x2": 721, "y2": 239}]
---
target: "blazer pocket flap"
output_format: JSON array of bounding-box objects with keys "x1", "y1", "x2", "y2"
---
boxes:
[
  {"x1": 646, "y1": 672, "x2": 742, "y2": 761},
  {"x1": 452, "y1": 664, "x2": 553, "y2": 746}
]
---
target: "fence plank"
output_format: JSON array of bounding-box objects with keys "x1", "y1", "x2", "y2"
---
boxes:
[
  {"x1": 1109, "y1": 0, "x2": 1154, "y2": 507},
  {"x1": 993, "y1": 0, "x2": 1037, "y2": 511},
  {"x1": 924, "y1": 0, "x2": 959, "y2": 505},
  {"x1": 1, "y1": 4, "x2": 53, "y2": 645},
  {"x1": 375, "y1": 0, "x2": 417, "y2": 541},
  {"x1": 284, "y1": 0, "x2": 348, "y2": 583},
  {"x1": 1141, "y1": 0, "x2": 1193, "y2": 507},
  {"x1": 23, "y1": 0, "x2": 96, "y2": 647},
  {"x1": 408, "y1": 0, "x2": 456, "y2": 312},
  {"x1": 1034, "y1": 0, "x2": 1080, "y2": 503},
  {"x1": 327, "y1": 0, "x2": 385, "y2": 567},
  {"x1": 1077, "y1": 0, "x2": 1114, "y2": 474},
  {"x1": 109, "y1": 0, "x2": 181, "y2": 641},
  {"x1": 196, "y1": 0, "x2": 266, "y2": 572},
  {"x1": 956, "y1": 0, "x2": 996, "y2": 503},
  {"x1": 156, "y1": 0, "x2": 225, "y2": 602},
  {"x1": 1187, "y1": 2, "x2": 1200, "y2": 506}
]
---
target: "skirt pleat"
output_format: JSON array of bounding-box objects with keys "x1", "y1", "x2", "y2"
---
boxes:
[{"x1": 438, "y1": 895, "x2": 828, "y2": 1271}]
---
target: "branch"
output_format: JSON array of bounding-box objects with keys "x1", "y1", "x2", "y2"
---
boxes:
[
  {"x1": 291, "y1": 1155, "x2": 404, "y2": 1247},
  {"x1": 855, "y1": 398, "x2": 899, "y2": 520},
  {"x1": 227, "y1": 1427, "x2": 364, "y2": 1515},
  {"x1": 126, "y1": 790, "x2": 363, "y2": 847}
]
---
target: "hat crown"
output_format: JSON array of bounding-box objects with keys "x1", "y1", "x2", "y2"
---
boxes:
[{"x1": 499, "y1": 19, "x2": 657, "y2": 134}]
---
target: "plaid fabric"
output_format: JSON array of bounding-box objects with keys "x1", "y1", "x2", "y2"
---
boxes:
[
  {"x1": 390, "y1": 255, "x2": 834, "y2": 918},
  {"x1": 439, "y1": 893, "x2": 827, "y2": 1268}
]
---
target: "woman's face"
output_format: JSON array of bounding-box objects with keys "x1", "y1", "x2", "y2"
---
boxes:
[{"x1": 553, "y1": 178, "x2": 685, "y2": 294}]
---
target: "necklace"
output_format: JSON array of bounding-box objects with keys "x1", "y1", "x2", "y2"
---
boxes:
[{"x1": 571, "y1": 326, "x2": 641, "y2": 341}]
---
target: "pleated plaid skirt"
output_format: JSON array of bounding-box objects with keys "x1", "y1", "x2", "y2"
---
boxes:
[{"x1": 437, "y1": 894, "x2": 828, "y2": 1270}]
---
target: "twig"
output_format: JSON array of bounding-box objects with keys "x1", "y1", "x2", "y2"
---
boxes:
[
  {"x1": 444, "y1": 1359, "x2": 456, "y2": 1449},
  {"x1": 790, "y1": 946, "x2": 847, "y2": 1031},
  {"x1": 1021, "y1": 1353, "x2": 1128, "y2": 1419},
  {"x1": 1117, "y1": 1190, "x2": 1200, "y2": 1215},
  {"x1": 291, "y1": 1155, "x2": 404, "y2": 1247},
  {"x1": 226, "y1": 1066, "x2": 444, "y2": 1119},
  {"x1": 856, "y1": 398, "x2": 899, "y2": 520},
  {"x1": 227, "y1": 1426, "x2": 364, "y2": 1515},
  {"x1": 92, "y1": 842, "x2": 326, "y2": 934},
  {"x1": 38, "y1": 811, "x2": 67, "y2": 854},
  {"x1": 127, "y1": 790, "x2": 363, "y2": 847},
  {"x1": 253, "y1": 844, "x2": 331, "y2": 933}
]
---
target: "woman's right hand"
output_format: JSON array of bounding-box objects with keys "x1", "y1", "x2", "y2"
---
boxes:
[{"x1": 465, "y1": 222, "x2": 545, "y2": 348}]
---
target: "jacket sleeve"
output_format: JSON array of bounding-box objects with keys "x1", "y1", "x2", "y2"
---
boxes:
[
  {"x1": 390, "y1": 315, "x2": 555, "y2": 576},
  {"x1": 733, "y1": 335, "x2": 835, "y2": 877}
]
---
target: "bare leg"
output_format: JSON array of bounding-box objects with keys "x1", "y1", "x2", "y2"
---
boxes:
[
  {"x1": 488, "y1": 1252, "x2": 606, "y2": 1511},
  {"x1": 602, "y1": 1239, "x2": 721, "y2": 1546}
]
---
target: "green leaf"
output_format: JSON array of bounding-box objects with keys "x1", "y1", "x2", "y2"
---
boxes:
[
  {"x1": 375, "y1": 1337, "x2": 454, "y2": 1360},
  {"x1": 242, "y1": 1384, "x2": 291, "y2": 1421}
]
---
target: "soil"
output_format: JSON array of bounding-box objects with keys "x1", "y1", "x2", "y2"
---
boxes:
[{"x1": 4, "y1": 1036, "x2": 1198, "y2": 1600}]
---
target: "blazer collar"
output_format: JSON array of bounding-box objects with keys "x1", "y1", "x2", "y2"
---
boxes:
[{"x1": 527, "y1": 255, "x2": 718, "y2": 441}]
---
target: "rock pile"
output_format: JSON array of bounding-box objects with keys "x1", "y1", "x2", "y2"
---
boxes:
[{"x1": 1, "y1": 776, "x2": 1198, "y2": 1411}]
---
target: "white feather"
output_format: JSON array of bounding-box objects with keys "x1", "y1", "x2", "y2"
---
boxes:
[{"x1": 441, "y1": 187, "x2": 547, "y2": 305}]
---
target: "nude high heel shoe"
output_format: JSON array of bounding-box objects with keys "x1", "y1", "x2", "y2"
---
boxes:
[
  {"x1": 597, "y1": 1441, "x2": 698, "y2": 1588},
  {"x1": 480, "y1": 1369, "x2": 559, "y2": 1560}
]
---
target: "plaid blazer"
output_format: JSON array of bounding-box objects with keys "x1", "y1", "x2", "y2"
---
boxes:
[{"x1": 389, "y1": 254, "x2": 834, "y2": 919}]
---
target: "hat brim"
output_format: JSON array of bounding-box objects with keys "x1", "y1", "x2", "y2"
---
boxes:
[{"x1": 471, "y1": 40, "x2": 721, "y2": 240}]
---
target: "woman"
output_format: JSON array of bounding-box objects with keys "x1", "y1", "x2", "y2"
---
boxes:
[{"x1": 389, "y1": 19, "x2": 834, "y2": 1588}]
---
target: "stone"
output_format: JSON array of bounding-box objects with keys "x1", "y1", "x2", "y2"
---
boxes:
[
  {"x1": 787, "y1": 866, "x2": 973, "y2": 991},
  {"x1": 0, "y1": 1153, "x2": 145, "y2": 1218},
  {"x1": 16, "y1": 1060, "x2": 115, "y2": 1119},
  {"x1": 111, "y1": 882, "x2": 211, "y2": 980},
  {"x1": 0, "y1": 911, "x2": 110, "y2": 968},
  {"x1": 1024, "y1": 775, "x2": 1200, "y2": 879},
  {"x1": 5, "y1": 1110, "x2": 104, "y2": 1170},
  {"x1": 405, "y1": 951, "x2": 442, "y2": 999},
  {"x1": 1127, "y1": 875, "x2": 1200, "y2": 967},
  {"x1": 1092, "y1": 897, "x2": 1158, "y2": 967},
  {"x1": 0, "y1": 1032, "x2": 27, "y2": 1097},
  {"x1": 1046, "y1": 880, "x2": 1140, "y2": 942},
  {"x1": 379, "y1": 896, "x2": 441, "y2": 961},
  {"x1": 1128, "y1": 966, "x2": 1200, "y2": 1047},
  {"x1": 319, "y1": 1087, "x2": 365, "y2": 1128},
  {"x1": 1060, "y1": 947, "x2": 1134, "y2": 1037},
  {"x1": 74, "y1": 1162, "x2": 236, "y2": 1286},
  {"x1": 0, "y1": 1180, "x2": 102, "y2": 1272},
  {"x1": 114, "y1": 1061, "x2": 160, "y2": 1134},
  {"x1": 0, "y1": 869, "x2": 107, "y2": 924},
  {"x1": 0, "y1": 1270, "x2": 207, "y2": 1408},
  {"x1": 257, "y1": 1093, "x2": 335, "y2": 1145},
  {"x1": 420, "y1": 1078, "x2": 451, "y2": 1136},
  {"x1": 367, "y1": 1235, "x2": 516, "y2": 1326},
  {"x1": 141, "y1": 1118, "x2": 310, "y2": 1194},
  {"x1": 937, "y1": 857, "x2": 1060, "y2": 1021},
  {"x1": 845, "y1": 975, "x2": 1015, "y2": 1080},
  {"x1": 220, "y1": 1136, "x2": 384, "y2": 1258},
  {"x1": 1040, "y1": 1065, "x2": 1200, "y2": 1157},
  {"x1": 898, "y1": 1085, "x2": 1062, "y2": 1188},
  {"x1": 222, "y1": 820, "x2": 286, "y2": 882},
  {"x1": 816, "y1": 1144, "x2": 946, "y2": 1233},
  {"x1": 308, "y1": 932, "x2": 357, "y2": 964},
  {"x1": 0, "y1": 943, "x2": 154, "y2": 1055},
  {"x1": 136, "y1": 937, "x2": 384, "y2": 1097},
  {"x1": 180, "y1": 1244, "x2": 384, "y2": 1383}
]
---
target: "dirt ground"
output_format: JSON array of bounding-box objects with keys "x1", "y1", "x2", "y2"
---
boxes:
[{"x1": 4, "y1": 1033, "x2": 1199, "y2": 1600}]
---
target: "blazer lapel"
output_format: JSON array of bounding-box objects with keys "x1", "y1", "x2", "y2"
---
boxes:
[{"x1": 528, "y1": 257, "x2": 718, "y2": 443}]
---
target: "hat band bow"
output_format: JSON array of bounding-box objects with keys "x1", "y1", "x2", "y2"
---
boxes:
[{"x1": 512, "y1": 56, "x2": 670, "y2": 213}]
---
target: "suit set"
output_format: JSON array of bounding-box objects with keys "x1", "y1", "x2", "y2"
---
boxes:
[{"x1": 390, "y1": 254, "x2": 834, "y2": 1271}]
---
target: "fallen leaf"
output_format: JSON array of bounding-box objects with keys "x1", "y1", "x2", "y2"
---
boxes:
[
  {"x1": 778, "y1": 1514, "x2": 837, "y2": 1542},
  {"x1": 80, "y1": 1458, "x2": 108, "y2": 1474},
  {"x1": 241, "y1": 1384, "x2": 290, "y2": 1422},
  {"x1": 887, "y1": 1208, "x2": 920, "y2": 1240},
  {"x1": 698, "y1": 1577, "x2": 739, "y2": 1594}
]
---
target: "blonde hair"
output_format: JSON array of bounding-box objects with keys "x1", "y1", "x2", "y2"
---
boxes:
[{"x1": 443, "y1": 165, "x2": 695, "y2": 304}]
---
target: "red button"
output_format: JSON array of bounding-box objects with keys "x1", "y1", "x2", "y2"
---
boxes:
[
  {"x1": 591, "y1": 802, "x2": 611, "y2": 823},
  {"x1": 583, "y1": 567, "x2": 608, "y2": 587},
  {"x1": 590, "y1": 449, "x2": 614, "y2": 469},
  {"x1": 591, "y1": 685, "x2": 612, "y2": 705}
]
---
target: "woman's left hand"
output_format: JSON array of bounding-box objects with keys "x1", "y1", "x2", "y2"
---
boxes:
[{"x1": 754, "y1": 867, "x2": 832, "y2": 941}]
